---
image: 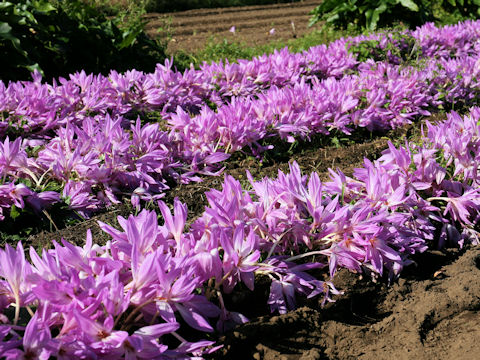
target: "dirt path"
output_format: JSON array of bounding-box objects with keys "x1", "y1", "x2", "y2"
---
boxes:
[{"x1": 144, "y1": 0, "x2": 322, "y2": 53}]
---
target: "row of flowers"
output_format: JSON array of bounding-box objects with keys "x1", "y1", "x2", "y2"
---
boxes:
[
  {"x1": 1, "y1": 46, "x2": 480, "y2": 220},
  {"x1": 2, "y1": 20, "x2": 480, "y2": 141},
  {"x1": 0, "y1": 107, "x2": 479, "y2": 358},
  {"x1": 0, "y1": 21, "x2": 478, "y2": 223}
]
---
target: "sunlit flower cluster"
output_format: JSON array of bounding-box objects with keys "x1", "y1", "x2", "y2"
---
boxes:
[
  {"x1": 1, "y1": 107, "x2": 480, "y2": 357},
  {"x1": 1, "y1": 21, "x2": 480, "y2": 220},
  {"x1": 1, "y1": 19, "x2": 480, "y2": 358}
]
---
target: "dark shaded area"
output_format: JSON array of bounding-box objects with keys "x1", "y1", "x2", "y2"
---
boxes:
[{"x1": 0, "y1": 0, "x2": 166, "y2": 83}]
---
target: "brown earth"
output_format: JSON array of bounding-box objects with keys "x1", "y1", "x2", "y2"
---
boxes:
[
  {"x1": 214, "y1": 245, "x2": 480, "y2": 360},
  {"x1": 144, "y1": 0, "x2": 322, "y2": 53}
]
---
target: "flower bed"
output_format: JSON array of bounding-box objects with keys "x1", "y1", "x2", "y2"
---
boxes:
[
  {"x1": 2, "y1": 20, "x2": 480, "y2": 221},
  {"x1": 0, "y1": 107, "x2": 479, "y2": 357}
]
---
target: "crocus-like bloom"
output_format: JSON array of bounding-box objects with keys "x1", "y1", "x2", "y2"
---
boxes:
[
  {"x1": 3, "y1": 313, "x2": 57, "y2": 360},
  {"x1": 220, "y1": 226, "x2": 261, "y2": 293},
  {"x1": 0, "y1": 243, "x2": 32, "y2": 324},
  {"x1": 0, "y1": 137, "x2": 27, "y2": 177},
  {"x1": 158, "y1": 198, "x2": 188, "y2": 248}
]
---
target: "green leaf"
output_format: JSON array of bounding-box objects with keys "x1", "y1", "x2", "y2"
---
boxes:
[
  {"x1": 366, "y1": 3, "x2": 387, "y2": 31},
  {"x1": 308, "y1": 15, "x2": 320, "y2": 27},
  {"x1": 118, "y1": 22, "x2": 143, "y2": 49},
  {"x1": 33, "y1": 1, "x2": 56, "y2": 13},
  {"x1": 10, "y1": 204, "x2": 20, "y2": 220},
  {"x1": 398, "y1": 0, "x2": 419, "y2": 11},
  {"x1": 0, "y1": 21, "x2": 26, "y2": 56},
  {"x1": 331, "y1": 136, "x2": 341, "y2": 148},
  {"x1": 0, "y1": 22, "x2": 12, "y2": 35},
  {"x1": 326, "y1": 13, "x2": 340, "y2": 23},
  {"x1": 0, "y1": 2, "x2": 13, "y2": 10},
  {"x1": 24, "y1": 63, "x2": 43, "y2": 75}
]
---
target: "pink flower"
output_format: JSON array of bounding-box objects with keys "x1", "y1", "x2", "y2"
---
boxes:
[
  {"x1": 220, "y1": 226, "x2": 261, "y2": 292},
  {"x1": 3, "y1": 313, "x2": 57, "y2": 360},
  {"x1": 0, "y1": 242, "x2": 32, "y2": 324},
  {"x1": 158, "y1": 198, "x2": 187, "y2": 248}
]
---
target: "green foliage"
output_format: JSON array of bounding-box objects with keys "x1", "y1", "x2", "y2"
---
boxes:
[
  {"x1": 309, "y1": 0, "x2": 433, "y2": 31},
  {"x1": 439, "y1": 0, "x2": 480, "y2": 20},
  {"x1": 198, "y1": 38, "x2": 256, "y2": 63},
  {"x1": 0, "y1": 0, "x2": 166, "y2": 82},
  {"x1": 348, "y1": 30, "x2": 420, "y2": 64},
  {"x1": 309, "y1": 0, "x2": 480, "y2": 30},
  {"x1": 173, "y1": 38, "x2": 256, "y2": 70}
]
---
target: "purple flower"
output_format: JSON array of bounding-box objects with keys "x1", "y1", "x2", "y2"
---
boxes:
[
  {"x1": 0, "y1": 137, "x2": 27, "y2": 177},
  {"x1": 158, "y1": 198, "x2": 188, "y2": 248},
  {"x1": 3, "y1": 313, "x2": 57, "y2": 360},
  {"x1": 0, "y1": 243, "x2": 32, "y2": 324},
  {"x1": 220, "y1": 226, "x2": 260, "y2": 293},
  {"x1": 26, "y1": 191, "x2": 60, "y2": 213},
  {"x1": 268, "y1": 279, "x2": 295, "y2": 314}
]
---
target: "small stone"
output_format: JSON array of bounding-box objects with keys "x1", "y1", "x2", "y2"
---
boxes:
[{"x1": 300, "y1": 348, "x2": 322, "y2": 360}]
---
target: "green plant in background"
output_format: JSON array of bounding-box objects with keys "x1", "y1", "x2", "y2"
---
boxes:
[
  {"x1": 309, "y1": 0, "x2": 432, "y2": 31},
  {"x1": 172, "y1": 25, "x2": 359, "y2": 71},
  {"x1": 439, "y1": 0, "x2": 480, "y2": 20},
  {"x1": 348, "y1": 29, "x2": 420, "y2": 63},
  {"x1": 0, "y1": 1, "x2": 55, "y2": 76},
  {"x1": 309, "y1": 0, "x2": 480, "y2": 31},
  {"x1": 0, "y1": 0, "x2": 166, "y2": 82},
  {"x1": 198, "y1": 38, "x2": 256, "y2": 63}
]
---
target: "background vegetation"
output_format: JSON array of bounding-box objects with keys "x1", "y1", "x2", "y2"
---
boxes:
[
  {"x1": 309, "y1": 0, "x2": 480, "y2": 31},
  {"x1": 0, "y1": 0, "x2": 166, "y2": 82}
]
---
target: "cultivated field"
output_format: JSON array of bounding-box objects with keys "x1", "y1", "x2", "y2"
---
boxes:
[
  {"x1": 145, "y1": 0, "x2": 321, "y2": 53},
  {"x1": 1, "y1": 1, "x2": 480, "y2": 359}
]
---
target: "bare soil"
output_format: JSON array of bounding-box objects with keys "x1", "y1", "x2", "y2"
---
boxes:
[
  {"x1": 144, "y1": 0, "x2": 322, "y2": 53},
  {"x1": 214, "y1": 245, "x2": 480, "y2": 360}
]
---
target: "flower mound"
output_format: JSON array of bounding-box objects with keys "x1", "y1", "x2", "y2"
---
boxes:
[{"x1": 1, "y1": 107, "x2": 480, "y2": 358}]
